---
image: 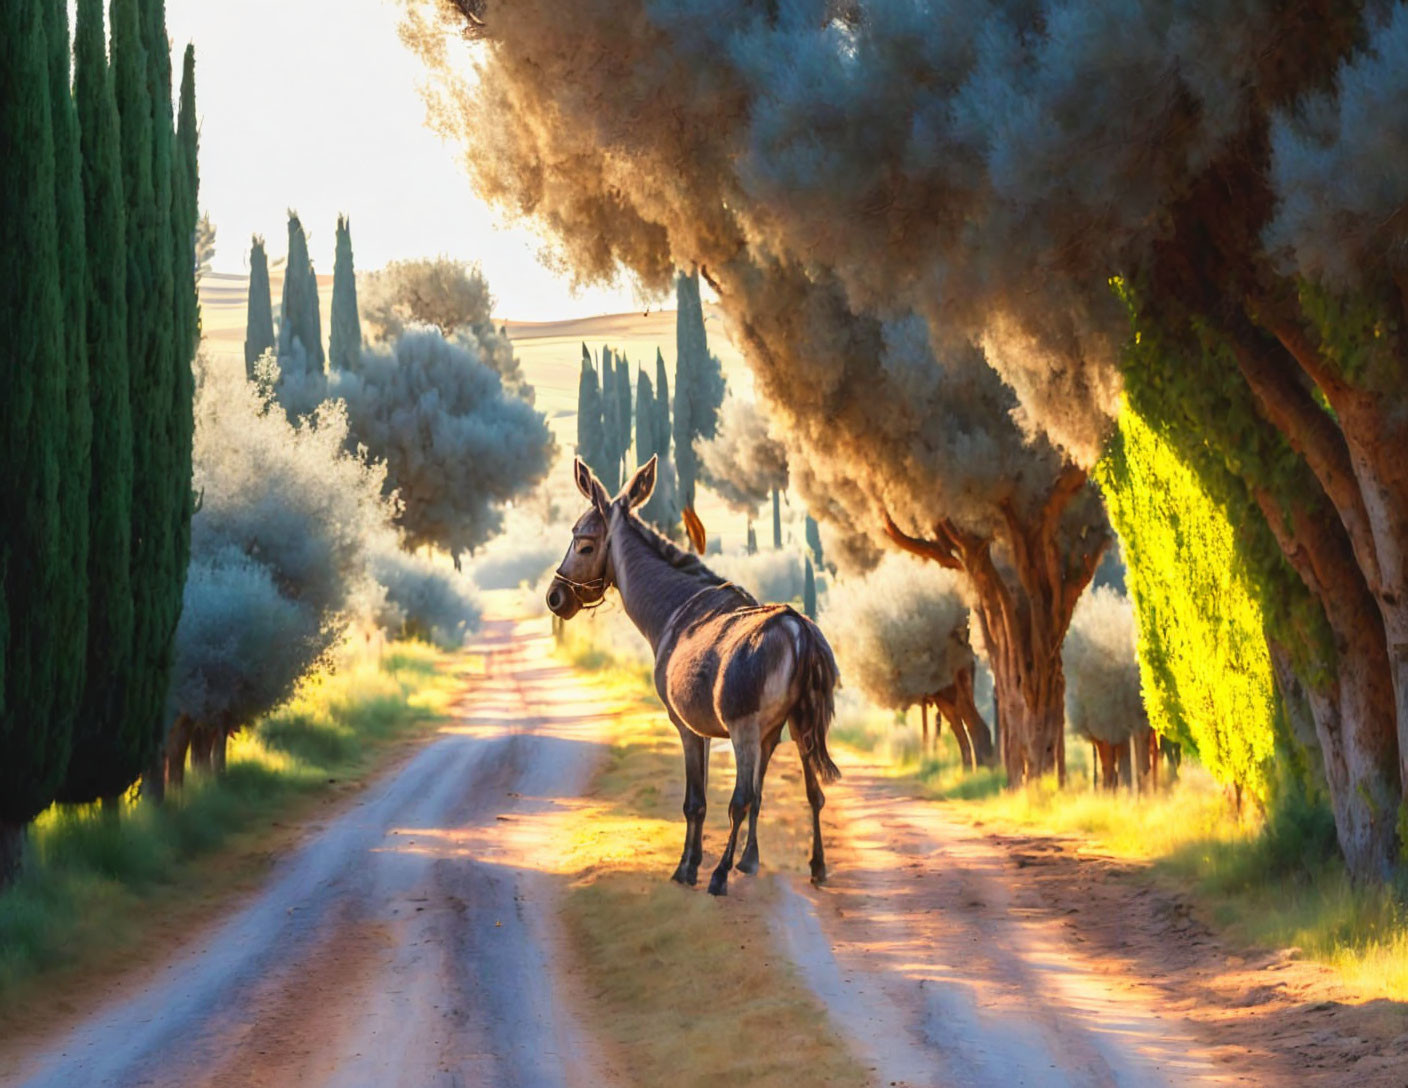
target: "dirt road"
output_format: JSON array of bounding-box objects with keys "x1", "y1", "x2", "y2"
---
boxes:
[
  {"x1": 7, "y1": 611, "x2": 1399, "y2": 1087},
  {"x1": 772, "y1": 760, "x2": 1228, "y2": 1087},
  {"x1": 5, "y1": 613, "x2": 614, "y2": 1088}
]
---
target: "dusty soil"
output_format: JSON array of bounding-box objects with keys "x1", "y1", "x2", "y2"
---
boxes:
[{"x1": 775, "y1": 749, "x2": 1408, "y2": 1087}]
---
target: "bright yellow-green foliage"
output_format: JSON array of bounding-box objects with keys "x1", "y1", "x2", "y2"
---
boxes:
[{"x1": 1095, "y1": 402, "x2": 1277, "y2": 802}]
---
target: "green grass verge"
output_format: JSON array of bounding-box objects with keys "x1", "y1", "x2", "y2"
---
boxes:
[{"x1": 0, "y1": 641, "x2": 465, "y2": 1003}]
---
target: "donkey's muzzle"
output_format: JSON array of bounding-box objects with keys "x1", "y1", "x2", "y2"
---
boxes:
[{"x1": 546, "y1": 577, "x2": 581, "y2": 620}]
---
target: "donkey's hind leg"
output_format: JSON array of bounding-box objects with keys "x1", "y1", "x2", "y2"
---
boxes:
[
  {"x1": 672, "y1": 728, "x2": 710, "y2": 885},
  {"x1": 799, "y1": 725, "x2": 828, "y2": 884},
  {"x1": 708, "y1": 722, "x2": 760, "y2": 896},
  {"x1": 736, "y1": 722, "x2": 784, "y2": 877}
]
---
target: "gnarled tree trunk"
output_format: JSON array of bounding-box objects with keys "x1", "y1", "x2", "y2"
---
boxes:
[
  {"x1": 952, "y1": 665, "x2": 996, "y2": 768},
  {"x1": 884, "y1": 468, "x2": 1107, "y2": 788},
  {"x1": 931, "y1": 689, "x2": 974, "y2": 770},
  {"x1": 1252, "y1": 486, "x2": 1400, "y2": 881},
  {"x1": 0, "y1": 822, "x2": 24, "y2": 891},
  {"x1": 164, "y1": 714, "x2": 195, "y2": 792}
]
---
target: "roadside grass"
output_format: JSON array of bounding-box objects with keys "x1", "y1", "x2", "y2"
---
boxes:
[
  {"x1": 556, "y1": 669, "x2": 865, "y2": 1088},
  {"x1": 837, "y1": 707, "x2": 1408, "y2": 1003},
  {"x1": 0, "y1": 639, "x2": 469, "y2": 1007}
]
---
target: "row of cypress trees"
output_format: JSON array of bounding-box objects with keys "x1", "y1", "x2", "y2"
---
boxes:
[
  {"x1": 243, "y1": 211, "x2": 358, "y2": 381},
  {"x1": 576, "y1": 344, "x2": 635, "y2": 495},
  {"x1": 0, "y1": 0, "x2": 199, "y2": 886},
  {"x1": 574, "y1": 271, "x2": 724, "y2": 537},
  {"x1": 671, "y1": 271, "x2": 725, "y2": 511}
]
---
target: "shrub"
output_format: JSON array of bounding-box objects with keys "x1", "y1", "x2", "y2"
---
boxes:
[
  {"x1": 1063, "y1": 586, "x2": 1147, "y2": 747},
  {"x1": 820, "y1": 553, "x2": 972, "y2": 712},
  {"x1": 330, "y1": 329, "x2": 555, "y2": 565},
  {"x1": 371, "y1": 544, "x2": 481, "y2": 649}
]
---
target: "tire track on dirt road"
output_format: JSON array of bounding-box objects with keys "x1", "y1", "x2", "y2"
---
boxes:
[
  {"x1": 771, "y1": 753, "x2": 1235, "y2": 1088},
  {"x1": 3, "y1": 608, "x2": 616, "y2": 1088}
]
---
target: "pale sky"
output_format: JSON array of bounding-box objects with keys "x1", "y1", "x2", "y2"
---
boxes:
[{"x1": 164, "y1": 0, "x2": 643, "y2": 321}]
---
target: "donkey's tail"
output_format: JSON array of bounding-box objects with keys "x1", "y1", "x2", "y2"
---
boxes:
[{"x1": 790, "y1": 610, "x2": 842, "y2": 784}]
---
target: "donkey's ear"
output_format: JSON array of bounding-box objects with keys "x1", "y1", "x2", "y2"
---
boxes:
[
  {"x1": 620, "y1": 454, "x2": 657, "y2": 509},
  {"x1": 574, "y1": 456, "x2": 609, "y2": 513}
]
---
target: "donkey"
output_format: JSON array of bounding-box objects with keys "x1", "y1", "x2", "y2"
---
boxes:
[{"x1": 547, "y1": 455, "x2": 841, "y2": 896}]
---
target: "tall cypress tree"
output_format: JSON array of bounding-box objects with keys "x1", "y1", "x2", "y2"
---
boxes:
[
  {"x1": 577, "y1": 348, "x2": 605, "y2": 484},
  {"x1": 175, "y1": 44, "x2": 199, "y2": 360},
  {"x1": 655, "y1": 348, "x2": 670, "y2": 460},
  {"x1": 278, "y1": 210, "x2": 324, "y2": 372},
  {"x1": 244, "y1": 235, "x2": 274, "y2": 377},
  {"x1": 613, "y1": 351, "x2": 632, "y2": 469},
  {"x1": 635, "y1": 368, "x2": 656, "y2": 467},
  {"x1": 111, "y1": 0, "x2": 159, "y2": 799},
  {"x1": 116, "y1": 0, "x2": 189, "y2": 802},
  {"x1": 328, "y1": 214, "x2": 361, "y2": 372},
  {"x1": 673, "y1": 273, "x2": 700, "y2": 508},
  {"x1": 772, "y1": 487, "x2": 782, "y2": 549},
  {"x1": 599, "y1": 348, "x2": 620, "y2": 493},
  {"x1": 144, "y1": 0, "x2": 186, "y2": 799},
  {"x1": 46, "y1": 0, "x2": 93, "y2": 761},
  {"x1": 61, "y1": 0, "x2": 137, "y2": 806},
  {"x1": 672, "y1": 270, "x2": 727, "y2": 514},
  {"x1": 803, "y1": 556, "x2": 817, "y2": 621},
  {"x1": 163, "y1": 27, "x2": 197, "y2": 792},
  {"x1": 0, "y1": 0, "x2": 70, "y2": 882}
]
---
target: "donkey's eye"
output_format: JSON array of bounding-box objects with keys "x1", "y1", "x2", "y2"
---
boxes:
[{"x1": 580, "y1": 543, "x2": 594, "y2": 555}]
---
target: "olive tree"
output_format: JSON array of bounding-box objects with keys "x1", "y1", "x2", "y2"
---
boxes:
[
  {"x1": 823, "y1": 554, "x2": 993, "y2": 769},
  {"x1": 397, "y1": 0, "x2": 1408, "y2": 878}
]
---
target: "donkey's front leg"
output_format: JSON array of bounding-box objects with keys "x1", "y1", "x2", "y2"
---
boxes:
[
  {"x1": 708, "y1": 724, "x2": 759, "y2": 896},
  {"x1": 672, "y1": 729, "x2": 709, "y2": 885}
]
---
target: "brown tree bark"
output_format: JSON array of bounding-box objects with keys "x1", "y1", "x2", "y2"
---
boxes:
[
  {"x1": 1235, "y1": 305, "x2": 1408, "y2": 797},
  {"x1": 0, "y1": 821, "x2": 24, "y2": 891},
  {"x1": 953, "y1": 665, "x2": 996, "y2": 767},
  {"x1": 1092, "y1": 740, "x2": 1118, "y2": 790},
  {"x1": 1147, "y1": 108, "x2": 1404, "y2": 881},
  {"x1": 1252, "y1": 487, "x2": 1400, "y2": 880},
  {"x1": 1115, "y1": 738, "x2": 1133, "y2": 791},
  {"x1": 883, "y1": 474, "x2": 1107, "y2": 788},
  {"x1": 164, "y1": 714, "x2": 194, "y2": 792},
  {"x1": 1132, "y1": 727, "x2": 1159, "y2": 795},
  {"x1": 189, "y1": 723, "x2": 216, "y2": 776},
  {"x1": 932, "y1": 688, "x2": 973, "y2": 770}
]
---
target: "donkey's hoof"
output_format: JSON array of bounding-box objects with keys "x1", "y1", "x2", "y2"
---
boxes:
[
  {"x1": 810, "y1": 864, "x2": 828, "y2": 886},
  {"x1": 736, "y1": 855, "x2": 759, "y2": 876},
  {"x1": 671, "y1": 867, "x2": 690, "y2": 885},
  {"x1": 707, "y1": 873, "x2": 729, "y2": 896}
]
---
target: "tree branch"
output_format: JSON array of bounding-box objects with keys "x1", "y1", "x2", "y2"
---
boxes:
[
  {"x1": 880, "y1": 508, "x2": 962, "y2": 570},
  {"x1": 1247, "y1": 290, "x2": 1349, "y2": 395},
  {"x1": 1223, "y1": 314, "x2": 1381, "y2": 590}
]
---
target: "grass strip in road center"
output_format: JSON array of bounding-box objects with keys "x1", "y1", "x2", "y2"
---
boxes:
[{"x1": 555, "y1": 669, "x2": 866, "y2": 1088}]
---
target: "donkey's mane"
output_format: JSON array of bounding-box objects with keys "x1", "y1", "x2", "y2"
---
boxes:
[{"x1": 622, "y1": 512, "x2": 729, "y2": 588}]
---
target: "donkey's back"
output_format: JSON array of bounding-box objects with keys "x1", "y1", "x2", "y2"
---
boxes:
[{"x1": 658, "y1": 593, "x2": 841, "y2": 783}]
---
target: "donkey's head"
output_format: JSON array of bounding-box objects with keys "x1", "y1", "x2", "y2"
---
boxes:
[{"x1": 546, "y1": 454, "x2": 657, "y2": 620}]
